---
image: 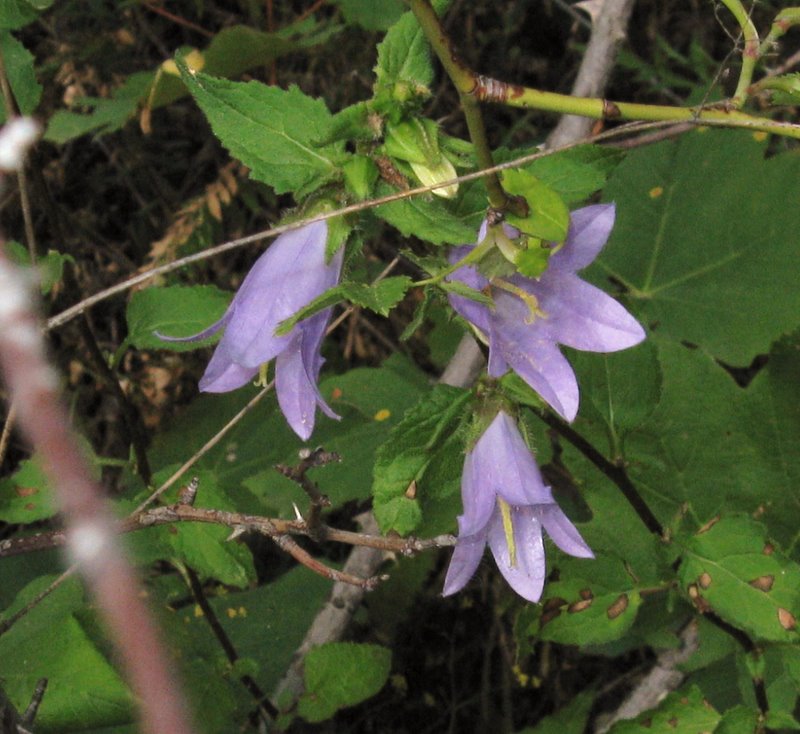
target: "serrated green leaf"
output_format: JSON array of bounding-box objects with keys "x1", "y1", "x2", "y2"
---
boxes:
[
  {"x1": 374, "y1": 9, "x2": 434, "y2": 92},
  {"x1": 714, "y1": 705, "x2": 760, "y2": 734},
  {"x1": 0, "y1": 577, "x2": 135, "y2": 730},
  {"x1": 276, "y1": 276, "x2": 413, "y2": 335},
  {"x1": 373, "y1": 385, "x2": 470, "y2": 534},
  {"x1": 374, "y1": 182, "x2": 477, "y2": 245},
  {"x1": 0, "y1": 31, "x2": 40, "y2": 121},
  {"x1": 521, "y1": 145, "x2": 624, "y2": 204},
  {"x1": 535, "y1": 557, "x2": 643, "y2": 646},
  {"x1": 178, "y1": 61, "x2": 343, "y2": 197},
  {"x1": 127, "y1": 284, "x2": 231, "y2": 351},
  {"x1": 607, "y1": 686, "x2": 720, "y2": 732},
  {"x1": 678, "y1": 515, "x2": 800, "y2": 643},
  {"x1": 503, "y1": 169, "x2": 570, "y2": 242},
  {"x1": 298, "y1": 642, "x2": 391, "y2": 722},
  {"x1": 596, "y1": 129, "x2": 800, "y2": 364}
]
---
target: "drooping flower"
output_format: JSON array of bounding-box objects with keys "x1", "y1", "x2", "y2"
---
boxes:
[
  {"x1": 446, "y1": 204, "x2": 645, "y2": 422},
  {"x1": 443, "y1": 410, "x2": 592, "y2": 602},
  {"x1": 158, "y1": 220, "x2": 343, "y2": 440}
]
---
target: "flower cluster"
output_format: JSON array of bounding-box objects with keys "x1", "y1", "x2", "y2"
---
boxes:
[
  {"x1": 159, "y1": 220, "x2": 342, "y2": 441},
  {"x1": 443, "y1": 205, "x2": 645, "y2": 599}
]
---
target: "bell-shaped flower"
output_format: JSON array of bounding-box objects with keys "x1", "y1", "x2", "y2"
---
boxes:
[
  {"x1": 158, "y1": 220, "x2": 343, "y2": 440},
  {"x1": 443, "y1": 410, "x2": 593, "y2": 602},
  {"x1": 446, "y1": 204, "x2": 645, "y2": 422}
]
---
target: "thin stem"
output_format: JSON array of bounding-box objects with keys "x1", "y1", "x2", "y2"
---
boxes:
[
  {"x1": 716, "y1": 0, "x2": 760, "y2": 106},
  {"x1": 184, "y1": 565, "x2": 278, "y2": 723},
  {"x1": 414, "y1": 229, "x2": 496, "y2": 286},
  {"x1": 408, "y1": 0, "x2": 522, "y2": 214},
  {"x1": 533, "y1": 408, "x2": 664, "y2": 538},
  {"x1": 0, "y1": 402, "x2": 16, "y2": 467}
]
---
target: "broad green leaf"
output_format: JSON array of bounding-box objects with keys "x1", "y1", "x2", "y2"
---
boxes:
[
  {"x1": 297, "y1": 642, "x2": 391, "y2": 722},
  {"x1": 715, "y1": 706, "x2": 760, "y2": 734},
  {"x1": 0, "y1": 0, "x2": 37, "y2": 29},
  {"x1": 762, "y1": 645, "x2": 800, "y2": 725},
  {"x1": 126, "y1": 284, "x2": 231, "y2": 351},
  {"x1": 178, "y1": 62, "x2": 343, "y2": 197},
  {"x1": 171, "y1": 565, "x2": 331, "y2": 695},
  {"x1": 607, "y1": 686, "x2": 720, "y2": 732},
  {"x1": 0, "y1": 31, "x2": 40, "y2": 121},
  {"x1": 374, "y1": 181, "x2": 477, "y2": 245},
  {"x1": 503, "y1": 169, "x2": 571, "y2": 242},
  {"x1": 534, "y1": 556, "x2": 644, "y2": 646},
  {"x1": 596, "y1": 129, "x2": 800, "y2": 364},
  {"x1": 372, "y1": 384, "x2": 470, "y2": 534},
  {"x1": 0, "y1": 458, "x2": 55, "y2": 523},
  {"x1": 623, "y1": 336, "x2": 800, "y2": 544},
  {"x1": 335, "y1": 0, "x2": 404, "y2": 30},
  {"x1": 678, "y1": 515, "x2": 800, "y2": 643},
  {"x1": 521, "y1": 145, "x2": 624, "y2": 204},
  {"x1": 276, "y1": 276, "x2": 413, "y2": 335},
  {"x1": 148, "y1": 356, "x2": 429, "y2": 510},
  {"x1": 0, "y1": 577, "x2": 135, "y2": 731},
  {"x1": 569, "y1": 340, "x2": 662, "y2": 457},
  {"x1": 129, "y1": 470, "x2": 256, "y2": 588}
]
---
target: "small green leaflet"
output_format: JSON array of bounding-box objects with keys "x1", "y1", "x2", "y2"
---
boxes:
[
  {"x1": 298, "y1": 643, "x2": 391, "y2": 722},
  {"x1": 177, "y1": 57, "x2": 345, "y2": 197},
  {"x1": 0, "y1": 31, "x2": 41, "y2": 121},
  {"x1": 276, "y1": 276, "x2": 412, "y2": 336}
]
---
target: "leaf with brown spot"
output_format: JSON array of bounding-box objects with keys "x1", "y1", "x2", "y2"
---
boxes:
[
  {"x1": 748, "y1": 575, "x2": 774, "y2": 592},
  {"x1": 606, "y1": 594, "x2": 629, "y2": 620}
]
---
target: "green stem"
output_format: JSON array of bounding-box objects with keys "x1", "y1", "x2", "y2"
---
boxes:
[
  {"x1": 717, "y1": 0, "x2": 760, "y2": 106},
  {"x1": 414, "y1": 229, "x2": 496, "y2": 286},
  {"x1": 760, "y1": 7, "x2": 800, "y2": 56},
  {"x1": 485, "y1": 82, "x2": 800, "y2": 138},
  {"x1": 408, "y1": 0, "x2": 525, "y2": 215}
]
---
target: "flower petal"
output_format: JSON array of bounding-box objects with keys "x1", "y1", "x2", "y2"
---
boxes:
[
  {"x1": 472, "y1": 411, "x2": 551, "y2": 506},
  {"x1": 458, "y1": 452, "x2": 496, "y2": 536},
  {"x1": 199, "y1": 344, "x2": 259, "y2": 392},
  {"x1": 531, "y1": 271, "x2": 646, "y2": 352},
  {"x1": 549, "y1": 204, "x2": 615, "y2": 273},
  {"x1": 491, "y1": 292, "x2": 580, "y2": 421},
  {"x1": 297, "y1": 308, "x2": 341, "y2": 421},
  {"x1": 224, "y1": 221, "x2": 342, "y2": 368},
  {"x1": 442, "y1": 519, "x2": 487, "y2": 596},
  {"x1": 487, "y1": 506, "x2": 546, "y2": 602},
  {"x1": 446, "y1": 245, "x2": 492, "y2": 335},
  {"x1": 538, "y1": 503, "x2": 594, "y2": 558}
]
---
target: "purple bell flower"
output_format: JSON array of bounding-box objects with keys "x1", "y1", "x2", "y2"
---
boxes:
[
  {"x1": 443, "y1": 410, "x2": 593, "y2": 602},
  {"x1": 446, "y1": 204, "x2": 645, "y2": 422},
  {"x1": 158, "y1": 220, "x2": 343, "y2": 440}
]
